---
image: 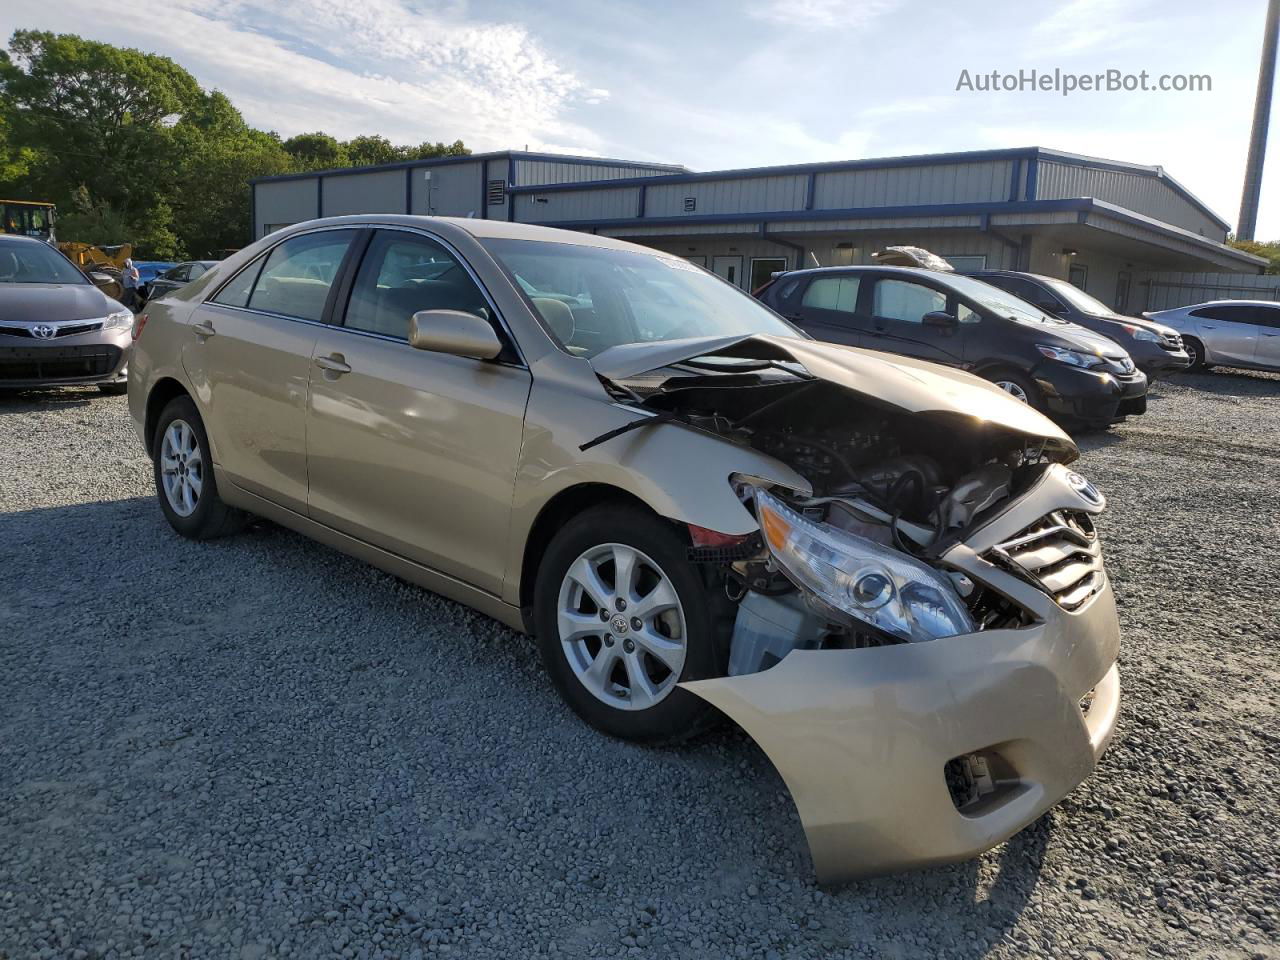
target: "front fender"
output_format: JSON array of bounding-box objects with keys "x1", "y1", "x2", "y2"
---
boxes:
[{"x1": 503, "y1": 378, "x2": 809, "y2": 606}]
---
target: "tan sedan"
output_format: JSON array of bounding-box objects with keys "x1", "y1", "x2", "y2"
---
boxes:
[{"x1": 128, "y1": 216, "x2": 1121, "y2": 882}]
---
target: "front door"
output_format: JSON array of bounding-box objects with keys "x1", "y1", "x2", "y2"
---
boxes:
[
  {"x1": 306, "y1": 228, "x2": 532, "y2": 595},
  {"x1": 712, "y1": 255, "x2": 743, "y2": 288},
  {"x1": 183, "y1": 228, "x2": 357, "y2": 514},
  {"x1": 1250, "y1": 303, "x2": 1280, "y2": 370},
  {"x1": 865, "y1": 276, "x2": 963, "y2": 365}
]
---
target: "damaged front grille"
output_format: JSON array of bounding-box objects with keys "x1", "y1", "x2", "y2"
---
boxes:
[{"x1": 987, "y1": 510, "x2": 1104, "y2": 611}]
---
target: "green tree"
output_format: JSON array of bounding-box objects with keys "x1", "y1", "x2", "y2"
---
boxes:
[
  {"x1": 1228, "y1": 238, "x2": 1280, "y2": 274},
  {"x1": 402, "y1": 139, "x2": 470, "y2": 161},
  {"x1": 283, "y1": 131, "x2": 347, "y2": 170},
  {"x1": 345, "y1": 134, "x2": 399, "y2": 167}
]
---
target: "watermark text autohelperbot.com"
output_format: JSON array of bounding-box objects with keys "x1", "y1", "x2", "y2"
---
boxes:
[{"x1": 956, "y1": 68, "x2": 1211, "y2": 96}]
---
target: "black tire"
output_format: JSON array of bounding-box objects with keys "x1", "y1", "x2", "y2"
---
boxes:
[
  {"x1": 97, "y1": 381, "x2": 128, "y2": 396},
  {"x1": 533, "y1": 505, "x2": 730, "y2": 743},
  {"x1": 983, "y1": 368, "x2": 1044, "y2": 411},
  {"x1": 152, "y1": 395, "x2": 246, "y2": 540},
  {"x1": 1183, "y1": 336, "x2": 1209, "y2": 372}
]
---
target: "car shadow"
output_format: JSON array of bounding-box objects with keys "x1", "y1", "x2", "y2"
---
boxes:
[
  {"x1": 0, "y1": 385, "x2": 109, "y2": 415},
  {"x1": 1164, "y1": 367, "x2": 1280, "y2": 398}
]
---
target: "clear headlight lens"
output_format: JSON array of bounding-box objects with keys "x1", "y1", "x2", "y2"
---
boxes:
[
  {"x1": 1036, "y1": 343, "x2": 1106, "y2": 369},
  {"x1": 101, "y1": 309, "x2": 134, "y2": 331},
  {"x1": 753, "y1": 488, "x2": 974, "y2": 643},
  {"x1": 1121, "y1": 325, "x2": 1160, "y2": 342}
]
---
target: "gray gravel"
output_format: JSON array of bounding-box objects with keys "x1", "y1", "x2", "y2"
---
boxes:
[{"x1": 2, "y1": 372, "x2": 1279, "y2": 960}]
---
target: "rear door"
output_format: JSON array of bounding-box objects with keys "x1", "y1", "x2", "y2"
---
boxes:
[
  {"x1": 183, "y1": 228, "x2": 358, "y2": 514},
  {"x1": 864, "y1": 275, "x2": 963, "y2": 365},
  {"x1": 1191, "y1": 305, "x2": 1258, "y2": 365},
  {"x1": 305, "y1": 227, "x2": 531, "y2": 595},
  {"x1": 787, "y1": 274, "x2": 864, "y2": 347}
]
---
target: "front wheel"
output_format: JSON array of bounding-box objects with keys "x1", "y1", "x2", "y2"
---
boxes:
[
  {"x1": 533, "y1": 505, "x2": 728, "y2": 742},
  {"x1": 1183, "y1": 337, "x2": 1210, "y2": 372},
  {"x1": 152, "y1": 396, "x2": 246, "y2": 539},
  {"x1": 986, "y1": 369, "x2": 1043, "y2": 410}
]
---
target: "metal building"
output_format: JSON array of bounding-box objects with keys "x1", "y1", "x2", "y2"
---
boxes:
[{"x1": 251, "y1": 146, "x2": 1267, "y2": 311}]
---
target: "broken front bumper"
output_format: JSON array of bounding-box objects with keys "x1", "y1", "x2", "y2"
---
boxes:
[{"x1": 682, "y1": 575, "x2": 1120, "y2": 884}]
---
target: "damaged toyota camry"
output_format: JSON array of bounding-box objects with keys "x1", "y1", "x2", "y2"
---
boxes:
[{"x1": 129, "y1": 216, "x2": 1121, "y2": 883}]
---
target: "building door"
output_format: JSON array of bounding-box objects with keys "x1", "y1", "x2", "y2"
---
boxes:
[
  {"x1": 712, "y1": 255, "x2": 743, "y2": 288},
  {"x1": 1114, "y1": 271, "x2": 1132, "y2": 313},
  {"x1": 1068, "y1": 263, "x2": 1089, "y2": 290},
  {"x1": 749, "y1": 257, "x2": 787, "y2": 293}
]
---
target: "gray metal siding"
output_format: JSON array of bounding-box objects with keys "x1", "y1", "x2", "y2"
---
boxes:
[
  {"x1": 1036, "y1": 161, "x2": 1226, "y2": 240},
  {"x1": 411, "y1": 161, "x2": 483, "y2": 217},
  {"x1": 646, "y1": 175, "x2": 808, "y2": 218},
  {"x1": 321, "y1": 170, "x2": 406, "y2": 217},
  {"x1": 813, "y1": 160, "x2": 1013, "y2": 209},
  {"x1": 516, "y1": 187, "x2": 641, "y2": 223},
  {"x1": 1137, "y1": 270, "x2": 1280, "y2": 310},
  {"x1": 254, "y1": 178, "x2": 319, "y2": 237},
  {"x1": 513, "y1": 160, "x2": 675, "y2": 186}
]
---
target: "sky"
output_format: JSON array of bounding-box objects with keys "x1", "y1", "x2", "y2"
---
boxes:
[{"x1": 3, "y1": 0, "x2": 1278, "y2": 237}]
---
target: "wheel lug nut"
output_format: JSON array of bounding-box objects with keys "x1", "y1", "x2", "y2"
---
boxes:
[
  {"x1": 615, "y1": 598, "x2": 626, "y2": 611},
  {"x1": 599, "y1": 610, "x2": 609, "y2": 622},
  {"x1": 631, "y1": 617, "x2": 642, "y2": 631},
  {"x1": 623, "y1": 639, "x2": 635, "y2": 653},
  {"x1": 604, "y1": 636, "x2": 614, "y2": 647}
]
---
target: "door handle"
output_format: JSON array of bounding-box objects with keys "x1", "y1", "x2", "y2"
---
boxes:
[
  {"x1": 314, "y1": 354, "x2": 352, "y2": 375},
  {"x1": 192, "y1": 321, "x2": 216, "y2": 338}
]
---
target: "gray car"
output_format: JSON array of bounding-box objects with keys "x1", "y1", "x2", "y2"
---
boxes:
[
  {"x1": 1144, "y1": 300, "x2": 1280, "y2": 373},
  {"x1": 144, "y1": 260, "x2": 219, "y2": 302},
  {"x1": 0, "y1": 235, "x2": 135, "y2": 394}
]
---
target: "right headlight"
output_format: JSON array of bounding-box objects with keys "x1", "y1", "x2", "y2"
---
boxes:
[{"x1": 753, "y1": 488, "x2": 974, "y2": 643}]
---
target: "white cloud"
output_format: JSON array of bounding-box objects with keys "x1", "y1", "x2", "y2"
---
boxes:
[
  {"x1": 747, "y1": 0, "x2": 902, "y2": 30},
  {"x1": 0, "y1": 0, "x2": 606, "y2": 153},
  {"x1": 1029, "y1": 0, "x2": 1154, "y2": 56}
]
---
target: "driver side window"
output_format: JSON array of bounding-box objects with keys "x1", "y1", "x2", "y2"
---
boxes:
[{"x1": 344, "y1": 231, "x2": 491, "y2": 340}]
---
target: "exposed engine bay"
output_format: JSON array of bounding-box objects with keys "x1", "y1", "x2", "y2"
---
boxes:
[{"x1": 597, "y1": 351, "x2": 1084, "y2": 677}]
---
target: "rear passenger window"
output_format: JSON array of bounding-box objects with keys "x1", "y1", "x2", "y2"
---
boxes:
[
  {"x1": 873, "y1": 279, "x2": 947, "y2": 324},
  {"x1": 801, "y1": 276, "x2": 860, "y2": 314},
  {"x1": 343, "y1": 231, "x2": 490, "y2": 340},
  {"x1": 247, "y1": 230, "x2": 356, "y2": 322},
  {"x1": 210, "y1": 258, "x2": 264, "y2": 308}
]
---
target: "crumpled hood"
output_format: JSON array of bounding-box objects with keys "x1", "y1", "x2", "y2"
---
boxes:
[
  {"x1": 591, "y1": 334, "x2": 1076, "y2": 456},
  {"x1": 0, "y1": 282, "x2": 121, "y2": 323}
]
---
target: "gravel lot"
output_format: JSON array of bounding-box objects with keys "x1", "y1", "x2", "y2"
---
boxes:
[{"x1": 2, "y1": 372, "x2": 1279, "y2": 960}]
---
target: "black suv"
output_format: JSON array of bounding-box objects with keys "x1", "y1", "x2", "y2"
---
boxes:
[
  {"x1": 969, "y1": 270, "x2": 1190, "y2": 379},
  {"x1": 755, "y1": 266, "x2": 1147, "y2": 428}
]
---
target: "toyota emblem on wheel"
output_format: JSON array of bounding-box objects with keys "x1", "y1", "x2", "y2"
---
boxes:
[{"x1": 31, "y1": 324, "x2": 56, "y2": 339}]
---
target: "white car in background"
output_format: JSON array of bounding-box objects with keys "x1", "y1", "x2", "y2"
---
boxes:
[{"x1": 1144, "y1": 300, "x2": 1280, "y2": 373}]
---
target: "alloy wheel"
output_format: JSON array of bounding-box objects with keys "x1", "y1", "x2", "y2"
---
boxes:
[
  {"x1": 995, "y1": 380, "x2": 1030, "y2": 403},
  {"x1": 160, "y1": 419, "x2": 203, "y2": 517},
  {"x1": 556, "y1": 542, "x2": 687, "y2": 711}
]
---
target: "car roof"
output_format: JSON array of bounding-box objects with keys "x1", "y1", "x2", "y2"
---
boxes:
[
  {"x1": 778, "y1": 265, "x2": 949, "y2": 280},
  {"x1": 969, "y1": 269, "x2": 1059, "y2": 283},
  {"x1": 285, "y1": 214, "x2": 660, "y2": 255},
  {"x1": 1167, "y1": 300, "x2": 1280, "y2": 309},
  {"x1": 0, "y1": 234, "x2": 52, "y2": 246}
]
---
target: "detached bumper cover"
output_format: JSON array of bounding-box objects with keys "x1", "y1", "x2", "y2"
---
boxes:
[
  {"x1": 681, "y1": 463, "x2": 1122, "y2": 883},
  {"x1": 684, "y1": 589, "x2": 1119, "y2": 882}
]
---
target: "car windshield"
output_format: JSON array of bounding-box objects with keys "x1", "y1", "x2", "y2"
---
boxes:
[
  {"x1": 480, "y1": 237, "x2": 799, "y2": 357},
  {"x1": 1040, "y1": 276, "x2": 1114, "y2": 315},
  {"x1": 0, "y1": 242, "x2": 87, "y2": 285},
  {"x1": 942, "y1": 272, "x2": 1068, "y2": 324}
]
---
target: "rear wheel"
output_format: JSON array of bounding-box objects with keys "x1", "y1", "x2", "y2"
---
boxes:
[
  {"x1": 152, "y1": 396, "x2": 245, "y2": 539},
  {"x1": 533, "y1": 505, "x2": 728, "y2": 742},
  {"x1": 1183, "y1": 336, "x2": 1209, "y2": 372}
]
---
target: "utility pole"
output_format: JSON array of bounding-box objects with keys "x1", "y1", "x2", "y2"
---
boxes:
[{"x1": 1238, "y1": 0, "x2": 1280, "y2": 240}]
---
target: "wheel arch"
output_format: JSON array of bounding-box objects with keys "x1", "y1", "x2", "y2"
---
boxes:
[
  {"x1": 517, "y1": 483, "x2": 667, "y2": 626},
  {"x1": 144, "y1": 377, "x2": 193, "y2": 457}
]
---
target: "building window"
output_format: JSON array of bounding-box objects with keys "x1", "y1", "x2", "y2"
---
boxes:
[
  {"x1": 945, "y1": 254, "x2": 987, "y2": 272},
  {"x1": 750, "y1": 258, "x2": 788, "y2": 292}
]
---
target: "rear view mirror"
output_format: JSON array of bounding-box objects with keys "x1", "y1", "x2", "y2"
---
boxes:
[
  {"x1": 922, "y1": 310, "x2": 958, "y2": 329},
  {"x1": 409, "y1": 309, "x2": 503, "y2": 361}
]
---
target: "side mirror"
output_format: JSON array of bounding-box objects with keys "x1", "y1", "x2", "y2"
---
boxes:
[
  {"x1": 409, "y1": 309, "x2": 503, "y2": 361},
  {"x1": 922, "y1": 310, "x2": 958, "y2": 329}
]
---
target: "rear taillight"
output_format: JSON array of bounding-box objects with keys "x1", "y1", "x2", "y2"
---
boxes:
[{"x1": 131, "y1": 314, "x2": 148, "y2": 342}]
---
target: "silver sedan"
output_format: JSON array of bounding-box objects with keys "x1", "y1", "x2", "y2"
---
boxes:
[{"x1": 1144, "y1": 300, "x2": 1280, "y2": 373}]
